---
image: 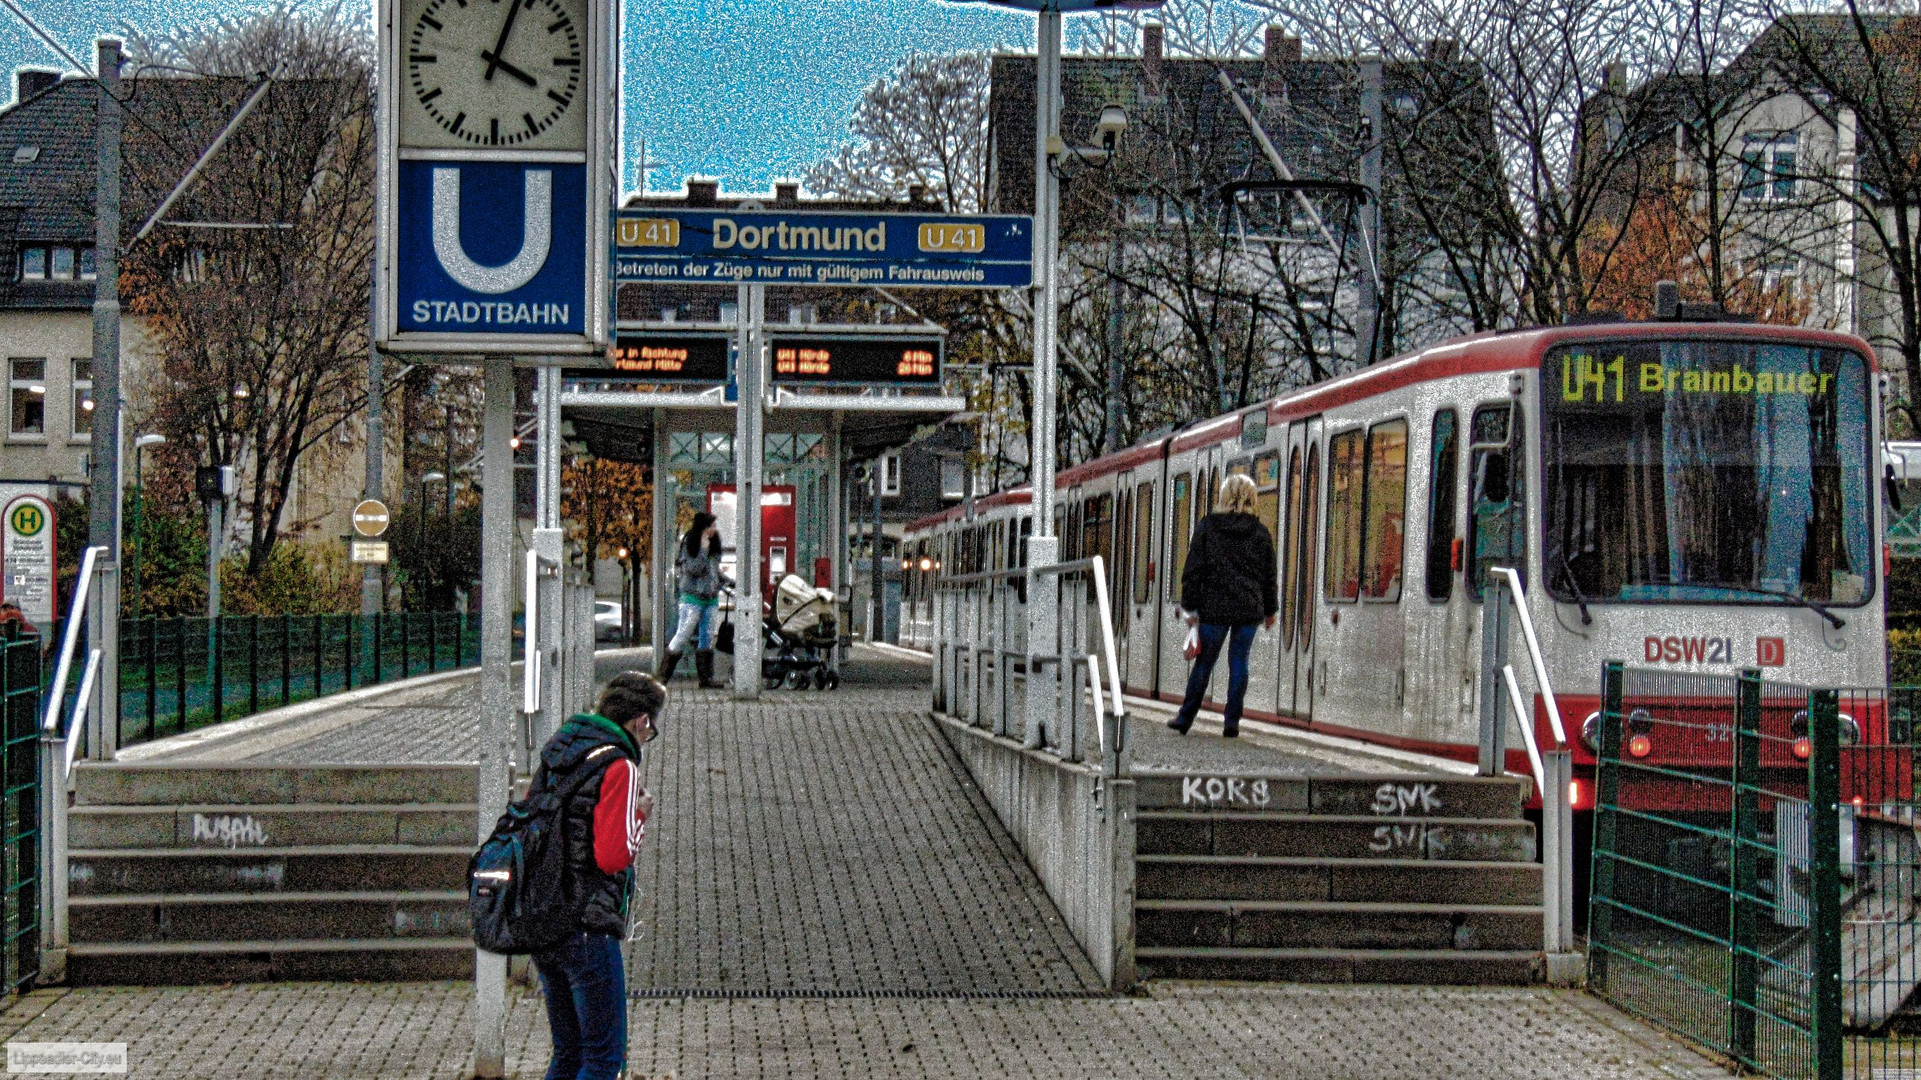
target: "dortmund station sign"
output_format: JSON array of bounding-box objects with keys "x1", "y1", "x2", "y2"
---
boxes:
[{"x1": 613, "y1": 209, "x2": 1034, "y2": 289}]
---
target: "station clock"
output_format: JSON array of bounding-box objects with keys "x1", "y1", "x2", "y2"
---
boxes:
[{"x1": 398, "y1": 0, "x2": 589, "y2": 151}]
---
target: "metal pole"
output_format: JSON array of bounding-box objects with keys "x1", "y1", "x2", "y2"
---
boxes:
[
  {"x1": 1807, "y1": 687, "x2": 1844, "y2": 1080},
  {"x1": 733, "y1": 283, "x2": 764, "y2": 698},
  {"x1": 472, "y1": 355, "x2": 514, "y2": 1079},
  {"x1": 129, "y1": 447, "x2": 142, "y2": 617},
  {"x1": 1025, "y1": 10, "x2": 1062, "y2": 750},
  {"x1": 88, "y1": 38, "x2": 123, "y2": 760},
  {"x1": 533, "y1": 367, "x2": 564, "y2": 741},
  {"x1": 1477, "y1": 575, "x2": 1508, "y2": 776},
  {"x1": 649, "y1": 411, "x2": 669, "y2": 654},
  {"x1": 1356, "y1": 58, "x2": 1384, "y2": 364},
  {"x1": 362, "y1": 297, "x2": 384, "y2": 620},
  {"x1": 870, "y1": 468, "x2": 882, "y2": 641}
]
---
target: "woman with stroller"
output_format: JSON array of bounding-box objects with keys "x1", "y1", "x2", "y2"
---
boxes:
[{"x1": 659, "y1": 512, "x2": 733, "y2": 689}]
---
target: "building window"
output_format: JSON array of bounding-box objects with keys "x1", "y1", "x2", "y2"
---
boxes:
[
  {"x1": 940, "y1": 458, "x2": 965, "y2": 499},
  {"x1": 880, "y1": 450, "x2": 901, "y2": 496},
  {"x1": 1125, "y1": 194, "x2": 1158, "y2": 225},
  {"x1": 71, "y1": 358, "x2": 92, "y2": 437},
  {"x1": 1741, "y1": 133, "x2": 1797, "y2": 202},
  {"x1": 49, "y1": 246, "x2": 74, "y2": 280},
  {"x1": 18, "y1": 247, "x2": 44, "y2": 281},
  {"x1": 10, "y1": 359, "x2": 45, "y2": 435},
  {"x1": 718, "y1": 303, "x2": 738, "y2": 325},
  {"x1": 77, "y1": 246, "x2": 95, "y2": 281}
]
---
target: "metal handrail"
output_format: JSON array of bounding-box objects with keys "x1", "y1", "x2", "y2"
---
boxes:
[
  {"x1": 42, "y1": 545, "x2": 106, "y2": 736},
  {"x1": 1501, "y1": 663, "x2": 1545, "y2": 796},
  {"x1": 931, "y1": 554, "x2": 1125, "y2": 727},
  {"x1": 1490, "y1": 565, "x2": 1566, "y2": 746},
  {"x1": 62, "y1": 650, "x2": 101, "y2": 779}
]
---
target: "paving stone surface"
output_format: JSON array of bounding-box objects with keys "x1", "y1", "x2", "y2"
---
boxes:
[{"x1": 0, "y1": 980, "x2": 1730, "y2": 1079}]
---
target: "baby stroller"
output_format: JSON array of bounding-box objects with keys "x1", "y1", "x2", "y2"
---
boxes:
[{"x1": 762, "y1": 574, "x2": 841, "y2": 690}]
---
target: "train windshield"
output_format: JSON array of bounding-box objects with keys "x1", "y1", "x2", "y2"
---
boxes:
[{"x1": 1542, "y1": 339, "x2": 1872, "y2": 607}]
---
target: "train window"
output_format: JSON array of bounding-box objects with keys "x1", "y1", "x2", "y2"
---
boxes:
[
  {"x1": 1425, "y1": 409, "x2": 1461, "y2": 602},
  {"x1": 1083, "y1": 493, "x2": 1113, "y2": 571},
  {"x1": 1469, "y1": 403, "x2": 1525, "y2": 600},
  {"x1": 1324, "y1": 428, "x2": 1366, "y2": 601},
  {"x1": 1170, "y1": 473, "x2": 1192, "y2": 588},
  {"x1": 1253, "y1": 451, "x2": 1281, "y2": 554},
  {"x1": 1112, "y1": 489, "x2": 1131, "y2": 630},
  {"x1": 1133, "y1": 481, "x2": 1155, "y2": 605},
  {"x1": 1299, "y1": 443, "x2": 1320, "y2": 650},
  {"x1": 1360, "y1": 419, "x2": 1408, "y2": 601},
  {"x1": 1280, "y1": 448, "x2": 1302, "y2": 650}
]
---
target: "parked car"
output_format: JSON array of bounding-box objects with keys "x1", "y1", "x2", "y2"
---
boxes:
[{"x1": 593, "y1": 600, "x2": 624, "y2": 642}]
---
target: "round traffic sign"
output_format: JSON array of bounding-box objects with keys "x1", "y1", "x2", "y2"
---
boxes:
[
  {"x1": 7, "y1": 501, "x2": 45, "y2": 537},
  {"x1": 352, "y1": 499, "x2": 391, "y2": 538}
]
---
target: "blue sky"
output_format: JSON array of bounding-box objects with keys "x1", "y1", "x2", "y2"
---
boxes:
[{"x1": 1, "y1": 0, "x2": 1048, "y2": 195}]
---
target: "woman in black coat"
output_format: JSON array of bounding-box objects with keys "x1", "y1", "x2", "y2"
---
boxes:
[{"x1": 1171, "y1": 473, "x2": 1278, "y2": 737}]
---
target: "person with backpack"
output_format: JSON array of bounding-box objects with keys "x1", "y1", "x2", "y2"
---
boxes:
[
  {"x1": 1169, "y1": 473, "x2": 1278, "y2": 738},
  {"x1": 472, "y1": 671, "x2": 662, "y2": 1080},
  {"x1": 659, "y1": 512, "x2": 732, "y2": 688}
]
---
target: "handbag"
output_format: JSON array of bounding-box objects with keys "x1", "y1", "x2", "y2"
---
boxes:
[{"x1": 715, "y1": 611, "x2": 736, "y2": 655}]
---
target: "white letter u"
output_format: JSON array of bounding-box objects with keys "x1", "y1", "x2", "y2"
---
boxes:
[{"x1": 431, "y1": 167, "x2": 552, "y2": 294}]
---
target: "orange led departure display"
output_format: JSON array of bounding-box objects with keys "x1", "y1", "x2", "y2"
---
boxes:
[
  {"x1": 769, "y1": 336, "x2": 943, "y2": 385},
  {"x1": 602, "y1": 334, "x2": 729, "y2": 382}
]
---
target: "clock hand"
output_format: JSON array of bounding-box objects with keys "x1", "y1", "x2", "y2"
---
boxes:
[
  {"x1": 482, "y1": 0, "x2": 527, "y2": 82},
  {"x1": 479, "y1": 49, "x2": 537, "y2": 87}
]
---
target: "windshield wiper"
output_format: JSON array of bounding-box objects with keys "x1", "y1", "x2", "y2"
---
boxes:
[
  {"x1": 1714, "y1": 584, "x2": 1848, "y2": 630},
  {"x1": 1557, "y1": 554, "x2": 1592, "y2": 625}
]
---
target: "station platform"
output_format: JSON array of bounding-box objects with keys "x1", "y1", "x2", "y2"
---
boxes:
[{"x1": 3, "y1": 646, "x2": 1728, "y2": 1078}]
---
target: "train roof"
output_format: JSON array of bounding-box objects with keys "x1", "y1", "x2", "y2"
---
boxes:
[{"x1": 904, "y1": 321, "x2": 1880, "y2": 535}]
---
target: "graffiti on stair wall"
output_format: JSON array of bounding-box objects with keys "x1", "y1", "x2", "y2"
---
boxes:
[
  {"x1": 191, "y1": 813, "x2": 270, "y2": 849},
  {"x1": 1370, "y1": 782, "x2": 1442, "y2": 815},
  {"x1": 1180, "y1": 777, "x2": 1273, "y2": 807}
]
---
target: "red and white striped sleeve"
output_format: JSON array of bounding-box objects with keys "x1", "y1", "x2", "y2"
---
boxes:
[{"x1": 592, "y1": 758, "x2": 647, "y2": 875}]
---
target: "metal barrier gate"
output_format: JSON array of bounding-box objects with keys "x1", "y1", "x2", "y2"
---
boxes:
[{"x1": 1589, "y1": 663, "x2": 1921, "y2": 1078}]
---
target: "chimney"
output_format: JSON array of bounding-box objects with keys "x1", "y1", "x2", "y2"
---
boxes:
[
  {"x1": 686, "y1": 178, "x2": 718, "y2": 207},
  {"x1": 1605, "y1": 60, "x2": 1629, "y2": 93},
  {"x1": 774, "y1": 181, "x2": 799, "y2": 206},
  {"x1": 1142, "y1": 23, "x2": 1163, "y2": 85},
  {"x1": 1263, "y1": 26, "x2": 1299, "y2": 98},
  {"x1": 15, "y1": 70, "x2": 58, "y2": 103},
  {"x1": 907, "y1": 183, "x2": 927, "y2": 204},
  {"x1": 1424, "y1": 38, "x2": 1459, "y2": 62}
]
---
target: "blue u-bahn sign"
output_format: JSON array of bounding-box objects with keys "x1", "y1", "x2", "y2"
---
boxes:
[
  {"x1": 395, "y1": 161, "x2": 588, "y2": 335},
  {"x1": 613, "y1": 209, "x2": 1034, "y2": 289}
]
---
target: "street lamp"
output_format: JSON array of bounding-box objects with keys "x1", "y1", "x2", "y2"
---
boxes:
[
  {"x1": 129, "y1": 433, "x2": 166, "y2": 617},
  {"x1": 420, "y1": 471, "x2": 446, "y2": 609}
]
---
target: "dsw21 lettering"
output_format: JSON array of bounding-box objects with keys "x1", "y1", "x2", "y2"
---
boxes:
[{"x1": 1644, "y1": 636, "x2": 1733, "y2": 664}]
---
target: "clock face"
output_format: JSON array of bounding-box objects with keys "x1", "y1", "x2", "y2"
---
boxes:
[{"x1": 398, "y1": 0, "x2": 588, "y2": 151}]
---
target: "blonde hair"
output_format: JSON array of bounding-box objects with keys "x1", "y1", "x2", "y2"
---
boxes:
[{"x1": 1219, "y1": 473, "x2": 1259, "y2": 516}]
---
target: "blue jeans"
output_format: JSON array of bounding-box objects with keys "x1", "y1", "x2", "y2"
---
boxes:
[
  {"x1": 534, "y1": 931, "x2": 626, "y2": 1080},
  {"x1": 669, "y1": 600, "x2": 716, "y2": 652},
  {"x1": 1174, "y1": 623, "x2": 1258, "y2": 733}
]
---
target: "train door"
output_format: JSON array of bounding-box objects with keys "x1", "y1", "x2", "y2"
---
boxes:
[
  {"x1": 1126, "y1": 472, "x2": 1159, "y2": 693},
  {"x1": 1157, "y1": 458, "x2": 1198, "y2": 695},
  {"x1": 1318, "y1": 415, "x2": 1411, "y2": 731},
  {"x1": 1276, "y1": 419, "x2": 1323, "y2": 719}
]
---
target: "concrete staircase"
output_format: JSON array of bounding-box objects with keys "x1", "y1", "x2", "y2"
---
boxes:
[
  {"x1": 64, "y1": 763, "x2": 477, "y2": 985},
  {"x1": 1132, "y1": 772, "x2": 1546, "y2": 984}
]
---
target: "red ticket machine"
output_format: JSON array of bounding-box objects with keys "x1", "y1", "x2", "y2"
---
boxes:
[{"x1": 707, "y1": 484, "x2": 797, "y2": 601}]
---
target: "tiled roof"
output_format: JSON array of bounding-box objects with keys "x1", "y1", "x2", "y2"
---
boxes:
[{"x1": 0, "y1": 73, "x2": 277, "y2": 311}]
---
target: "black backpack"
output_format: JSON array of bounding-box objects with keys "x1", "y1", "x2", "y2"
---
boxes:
[{"x1": 468, "y1": 755, "x2": 616, "y2": 954}]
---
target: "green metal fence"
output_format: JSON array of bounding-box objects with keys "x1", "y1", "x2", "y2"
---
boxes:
[
  {"x1": 1588, "y1": 663, "x2": 1921, "y2": 1078},
  {"x1": 101, "y1": 611, "x2": 478, "y2": 749},
  {"x1": 0, "y1": 626, "x2": 38, "y2": 993}
]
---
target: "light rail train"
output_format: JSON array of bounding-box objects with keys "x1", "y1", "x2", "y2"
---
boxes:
[{"x1": 904, "y1": 320, "x2": 1889, "y2": 807}]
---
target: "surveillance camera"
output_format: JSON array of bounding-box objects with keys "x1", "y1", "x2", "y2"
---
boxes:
[{"x1": 1093, "y1": 104, "x2": 1128, "y2": 152}]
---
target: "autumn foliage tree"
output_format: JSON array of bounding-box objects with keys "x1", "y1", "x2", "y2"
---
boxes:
[
  {"x1": 561, "y1": 459, "x2": 651, "y2": 571},
  {"x1": 1583, "y1": 184, "x2": 1812, "y2": 324}
]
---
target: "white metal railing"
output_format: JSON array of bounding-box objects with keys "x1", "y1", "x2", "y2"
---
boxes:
[
  {"x1": 39, "y1": 544, "x2": 109, "y2": 976},
  {"x1": 929, "y1": 554, "x2": 1127, "y2": 771},
  {"x1": 1482, "y1": 564, "x2": 1576, "y2": 964}
]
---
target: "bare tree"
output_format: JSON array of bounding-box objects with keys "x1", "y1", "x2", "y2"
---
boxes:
[
  {"x1": 804, "y1": 52, "x2": 991, "y2": 212},
  {"x1": 119, "y1": 5, "x2": 377, "y2": 574}
]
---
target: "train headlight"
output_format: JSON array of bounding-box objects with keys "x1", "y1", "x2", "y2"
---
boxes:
[
  {"x1": 1626, "y1": 707, "x2": 1655, "y2": 734},
  {"x1": 1790, "y1": 709, "x2": 1858, "y2": 746},
  {"x1": 1580, "y1": 711, "x2": 1601, "y2": 751},
  {"x1": 1793, "y1": 736, "x2": 1812, "y2": 760},
  {"x1": 1626, "y1": 733, "x2": 1653, "y2": 758}
]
